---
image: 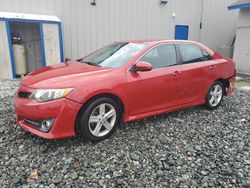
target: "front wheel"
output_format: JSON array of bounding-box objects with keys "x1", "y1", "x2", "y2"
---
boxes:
[
  {"x1": 205, "y1": 81, "x2": 224, "y2": 110},
  {"x1": 77, "y1": 97, "x2": 121, "y2": 141}
]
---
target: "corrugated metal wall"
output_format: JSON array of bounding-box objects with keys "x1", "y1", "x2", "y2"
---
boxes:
[
  {"x1": 200, "y1": 0, "x2": 239, "y2": 50},
  {"x1": 0, "y1": 0, "x2": 238, "y2": 60}
]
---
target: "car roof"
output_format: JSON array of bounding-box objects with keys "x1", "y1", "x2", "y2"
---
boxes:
[
  {"x1": 121, "y1": 39, "x2": 191, "y2": 43},
  {"x1": 120, "y1": 39, "x2": 156, "y2": 43},
  {"x1": 117, "y1": 39, "x2": 214, "y2": 55},
  {"x1": 119, "y1": 39, "x2": 201, "y2": 45}
]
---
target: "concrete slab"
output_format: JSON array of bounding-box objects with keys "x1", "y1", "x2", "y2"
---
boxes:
[
  {"x1": 235, "y1": 77, "x2": 250, "y2": 90},
  {"x1": 241, "y1": 86, "x2": 250, "y2": 90}
]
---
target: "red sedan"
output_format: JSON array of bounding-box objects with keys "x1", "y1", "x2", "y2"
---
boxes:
[{"x1": 14, "y1": 40, "x2": 236, "y2": 141}]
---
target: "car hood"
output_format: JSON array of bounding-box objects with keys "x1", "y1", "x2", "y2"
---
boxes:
[{"x1": 21, "y1": 61, "x2": 112, "y2": 88}]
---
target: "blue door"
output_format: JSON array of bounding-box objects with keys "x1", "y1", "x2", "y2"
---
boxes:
[{"x1": 175, "y1": 25, "x2": 189, "y2": 40}]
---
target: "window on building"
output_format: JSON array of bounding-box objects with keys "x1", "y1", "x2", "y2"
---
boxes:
[{"x1": 140, "y1": 44, "x2": 177, "y2": 69}]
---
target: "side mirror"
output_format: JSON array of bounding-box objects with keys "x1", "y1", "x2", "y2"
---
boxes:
[
  {"x1": 131, "y1": 61, "x2": 152, "y2": 72},
  {"x1": 65, "y1": 58, "x2": 71, "y2": 62}
]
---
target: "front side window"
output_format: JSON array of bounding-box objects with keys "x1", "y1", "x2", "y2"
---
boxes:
[
  {"x1": 140, "y1": 44, "x2": 177, "y2": 69},
  {"x1": 178, "y1": 44, "x2": 212, "y2": 64},
  {"x1": 80, "y1": 42, "x2": 146, "y2": 68}
]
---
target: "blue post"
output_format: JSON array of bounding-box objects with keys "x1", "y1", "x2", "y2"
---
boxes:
[
  {"x1": 5, "y1": 21, "x2": 16, "y2": 79},
  {"x1": 58, "y1": 22, "x2": 64, "y2": 62},
  {"x1": 39, "y1": 23, "x2": 46, "y2": 67}
]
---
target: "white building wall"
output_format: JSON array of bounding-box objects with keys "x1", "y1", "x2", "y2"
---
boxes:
[
  {"x1": 233, "y1": 9, "x2": 250, "y2": 74},
  {"x1": 0, "y1": 0, "x2": 238, "y2": 60}
]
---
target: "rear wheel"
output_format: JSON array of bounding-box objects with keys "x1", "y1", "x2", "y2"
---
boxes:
[
  {"x1": 205, "y1": 81, "x2": 224, "y2": 110},
  {"x1": 77, "y1": 97, "x2": 121, "y2": 141}
]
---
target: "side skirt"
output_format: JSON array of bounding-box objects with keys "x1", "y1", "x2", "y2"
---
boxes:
[{"x1": 123, "y1": 100, "x2": 204, "y2": 123}]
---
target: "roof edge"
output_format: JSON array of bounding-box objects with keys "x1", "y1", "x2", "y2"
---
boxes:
[
  {"x1": 0, "y1": 12, "x2": 61, "y2": 22},
  {"x1": 228, "y1": 3, "x2": 250, "y2": 10}
]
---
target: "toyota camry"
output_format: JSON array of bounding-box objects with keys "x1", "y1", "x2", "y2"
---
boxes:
[{"x1": 14, "y1": 40, "x2": 236, "y2": 141}]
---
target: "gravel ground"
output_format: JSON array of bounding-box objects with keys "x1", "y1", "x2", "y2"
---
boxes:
[{"x1": 0, "y1": 80, "x2": 249, "y2": 188}]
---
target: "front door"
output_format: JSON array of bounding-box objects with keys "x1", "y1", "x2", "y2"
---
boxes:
[{"x1": 125, "y1": 44, "x2": 182, "y2": 116}]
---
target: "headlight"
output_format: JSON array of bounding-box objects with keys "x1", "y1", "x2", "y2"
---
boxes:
[{"x1": 30, "y1": 88, "x2": 73, "y2": 102}]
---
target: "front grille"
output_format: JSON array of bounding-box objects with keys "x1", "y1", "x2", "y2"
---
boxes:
[{"x1": 18, "y1": 92, "x2": 31, "y2": 98}]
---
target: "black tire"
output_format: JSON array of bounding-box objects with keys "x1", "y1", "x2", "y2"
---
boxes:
[
  {"x1": 205, "y1": 81, "x2": 225, "y2": 110},
  {"x1": 76, "y1": 97, "x2": 121, "y2": 141}
]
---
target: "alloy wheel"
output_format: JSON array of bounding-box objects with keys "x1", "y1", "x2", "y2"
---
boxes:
[
  {"x1": 88, "y1": 103, "x2": 117, "y2": 137},
  {"x1": 209, "y1": 84, "x2": 223, "y2": 107}
]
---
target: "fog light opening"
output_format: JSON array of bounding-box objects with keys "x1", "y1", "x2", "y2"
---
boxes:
[{"x1": 40, "y1": 119, "x2": 54, "y2": 132}]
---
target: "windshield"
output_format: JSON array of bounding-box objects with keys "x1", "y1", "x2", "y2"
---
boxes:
[{"x1": 80, "y1": 42, "x2": 146, "y2": 68}]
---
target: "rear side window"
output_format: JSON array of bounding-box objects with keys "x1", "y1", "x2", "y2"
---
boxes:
[
  {"x1": 178, "y1": 44, "x2": 212, "y2": 64},
  {"x1": 140, "y1": 44, "x2": 177, "y2": 69}
]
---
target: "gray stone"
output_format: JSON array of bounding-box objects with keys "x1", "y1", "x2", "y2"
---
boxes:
[
  {"x1": 71, "y1": 172, "x2": 78, "y2": 180},
  {"x1": 0, "y1": 80, "x2": 249, "y2": 187},
  {"x1": 130, "y1": 153, "x2": 140, "y2": 161}
]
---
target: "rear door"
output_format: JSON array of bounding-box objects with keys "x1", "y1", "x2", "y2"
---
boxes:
[
  {"x1": 125, "y1": 44, "x2": 182, "y2": 115},
  {"x1": 176, "y1": 44, "x2": 217, "y2": 103}
]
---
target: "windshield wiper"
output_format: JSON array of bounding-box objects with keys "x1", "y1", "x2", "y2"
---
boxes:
[{"x1": 80, "y1": 60, "x2": 101, "y2": 67}]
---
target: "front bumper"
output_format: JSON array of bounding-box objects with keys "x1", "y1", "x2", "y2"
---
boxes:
[{"x1": 14, "y1": 91, "x2": 82, "y2": 139}]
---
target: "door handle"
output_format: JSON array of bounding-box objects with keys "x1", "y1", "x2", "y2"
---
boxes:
[
  {"x1": 209, "y1": 65, "x2": 216, "y2": 70},
  {"x1": 172, "y1": 71, "x2": 182, "y2": 76}
]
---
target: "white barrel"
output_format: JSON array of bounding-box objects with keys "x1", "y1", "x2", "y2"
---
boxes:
[{"x1": 13, "y1": 44, "x2": 26, "y2": 75}]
